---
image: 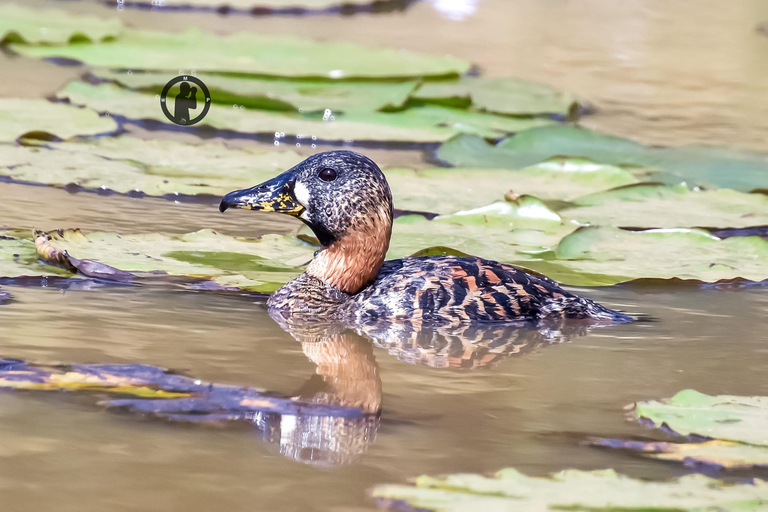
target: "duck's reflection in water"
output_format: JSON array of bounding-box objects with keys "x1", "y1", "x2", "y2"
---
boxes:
[{"x1": 0, "y1": 314, "x2": 605, "y2": 466}]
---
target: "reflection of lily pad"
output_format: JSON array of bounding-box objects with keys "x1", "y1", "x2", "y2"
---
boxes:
[
  {"x1": 564, "y1": 183, "x2": 768, "y2": 229},
  {"x1": 95, "y1": 69, "x2": 417, "y2": 113},
  {"x1": 389, "y1": 158, "x2": 637, "y2": 214},
  {"x1": 412, "y1": 76, "x2": 578, "y2": 117},
  {"x1": 549, "y1": 226, "x2": 768, "y2": 285},
  {"x1": 0, "y1": 98, "x2": 118, "y2": 142},
  {"x1": 58, "y1": 81, "x2": 549, "y2": 142},
  {"x1": 0, "y1": 139, "x2": 303, "y2": 197},
  {"x1": 437, "y1": 125, "x2": 768, "y2": 192},
  {"x1": 372, "y1": 468, "x2": 768, "y2": 512},
  {"x1": 34, "y1": 228, "x2": 315, "y2": 292},
  {"x1": 0, "y1": 4, "x2": 122, "y2": 45},
  {"x1": 15, "y1": 28, "x2": 469, "y2": 79}
]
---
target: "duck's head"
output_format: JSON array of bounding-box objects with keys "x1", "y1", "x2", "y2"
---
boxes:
[{"x1": 220, "y1": 150, "x2": 394, "y2": 294}]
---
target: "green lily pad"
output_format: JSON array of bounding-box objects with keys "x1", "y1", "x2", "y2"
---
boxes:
[
  {"x1": 57, "y1": 81, "x2": 550, "y2": 142},
  {"x1": 388, "y1": 158, "x2": 637, "y2": 214},
  {"x1": 437, "y1": 125, "x2": 768, "y2": 192},
  {"x1": 34, "y1": 228, "x2": 316, "y2": 292},
  {"x1": 592, "y1": 438, "x2": 768, "y2": 470},
  {"x1": 0, "y1": 98, "x2": 118, "y2": 142},
  {"x1": 110, "y1": 0, "x2": 390, "y2": 9},
  {"x1": 95, "y1": 69, "x2": 417, "y2": 113},
  {"x1": 387, "y1": 199, "x2": 575, "y2": 262},
  {"x1": 372, "y1": 468, "x2": 768, "y2": 512},
  {"x1": 636, "y1": 390, "x2": 768, "y2": 446},
  {"x1": 548, "y1": 226, "x2": 768, "y2": 285},
  {"x1": 0, "y1": 231, "x2": 74, "y2": 279},
  {"x1": 564, "y1": 183, "x2": 768, "y2": 229},
  {"x1": 0, "y1": 138, "x2": 304, "y2": 197},
  {"x1": 14, "y1": 28, "x2": 469, "y2": 79},
  {"x1": 0, "y1": 4, "x2": 122, "y2": 45},
  {"x1": 412, "y1": 76, "x2": 578, "y2": 117}
]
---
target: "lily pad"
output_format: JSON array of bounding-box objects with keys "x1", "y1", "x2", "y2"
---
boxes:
[
  {"x1": 387, "y1": 158, "x2": 637, "y2": 214},
  {"x1": 57, "y1": 81, "x2": 550, "y2": 142},
  {"x1": 592, "y1": 438, "x2": 768, "y2": 470},
  {"x1": 0, "y1": 98, "x2": 118, "y2": 142},
  {"x1": 372, "y1": 468, "x2": 768, "y2": 512},
  {"x1": 412, "y1": 76, "x2": 578, "y2": 117},
  {"x1": 14, "y1": 28, "x2": 469, "y2": 79},
  {"x1": 0, "y1": 4, "x2": 122, "y2": 45},
  {"x1": 437, "y1": 125, "x2": 768, "y2": 192},
  {"x1": 388, "y1": 199, "x2": 575, "y2": 261},
  {"x1": 0, "y1": 231, "x2": 75, "y2": 279},
  {"x1": 548, "y1": 226, "x2": 768, "y2": 285},
  {"x1": 636, "y1": 390, "x2": 768, "y2": 446},
  {"x1": 0, "y1": 138, "x2": 303, "y2": 197},
  {"x1": 33, "y1": 228, "x2": 316, "y2": 292},
  {"x1": 95, "y1": 69, "x2": 418, "y2": 113},
  {"x1": 564, "y1": 183, "x2": 768, "y2": 229}
]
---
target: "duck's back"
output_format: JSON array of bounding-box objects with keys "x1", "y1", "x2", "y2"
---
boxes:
[{"x1": 347, "y1": 256, "x2": 630, "y2": 325}]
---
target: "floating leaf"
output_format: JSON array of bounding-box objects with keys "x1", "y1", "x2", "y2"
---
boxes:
[
  {"x1": 412, "y1": 76, "x2": 578, "y2": 117},
  {"x1": 57, "y1": 81, "x2": 549, "y2": 142},
  {"x1": 14, "y1": 28, "x2": 469, "y2": 79},
  {"x1": 437, "y1": 125, "x2": 768, "y2": 192},
  {"x1": 0, "y1": 231, "x2": 75, "y2": 279},
  {"x1": 636, "y1": 390, "x2": 768, "y2": 446},
  {"x1": 95, "y1": 69, "x2": 418, "y2": 113},
  {"x1": 564, "y1": 183, "x2": 768, "y2": 229},
  {"x1": 592, "y1": 438, "x2": 768, "y2": 470},
  {"x1": 33, "y1": 228, "x2": 316, "y2": 292},
  {"x1": 372, "y1": 468, "x2": 768, "y2": 512},
  {"x1": 108, "y1": 0, "x2": 393, "y2": 9},
  {"x1": 0, "y1": 138, "x2": 303, "y2": 197},
  {"x1": 0, "y1": 4, "x2": 122, "y2": 45},
  {"x1": 0, "y1": 98, "x2": 118, "y2": 142},
  {"x1": 549, "y1": 226, "x2": 768, "y2": 285},
  {"x1": 387, "y1": 158, "x2": 637, "y2": 214}
]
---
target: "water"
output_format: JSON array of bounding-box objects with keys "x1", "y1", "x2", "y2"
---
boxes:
[{"x1": 2, "y1": 0, "x2": 768, "y2": 511}]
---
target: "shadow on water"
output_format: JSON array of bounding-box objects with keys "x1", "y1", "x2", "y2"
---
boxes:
[{"x1": 0, "y1": 297, "x2": 614, "y2": 466}]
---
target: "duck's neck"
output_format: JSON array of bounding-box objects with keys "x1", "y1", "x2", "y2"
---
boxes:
[{"x1": 306, "y1": 209, "x2": 392, "y2": 295}]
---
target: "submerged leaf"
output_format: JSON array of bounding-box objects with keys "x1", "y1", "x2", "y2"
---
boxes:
[
  {"x1": 95, "y1": 69, "x2": 418, "y2": 113},
  {"x1": 0, "y1": 4, "x2": 122, "y2": 45},
  {"x1": 0, "y1": 98, "x2": 118, "y2": 142},
  {"x1": 437, "y1": 125, "x2": 768, "y2": 192},
  {"x1": 14, "y1": 28, "x2": 469, "y2": 79},
  {"x1": 412, "y1": 76, "x2": 578, "y2": 117},
  {"x1": 549, "y1": 226, "x2": 768, "y2": 285},
  {"x1": 372, "y1": 468, "x2": 768, "y2": 512},
  {"x1": 33, "y1": 228, "x2": 314, "y2": 292}
]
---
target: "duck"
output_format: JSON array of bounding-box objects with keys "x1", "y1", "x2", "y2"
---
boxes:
[{"x1": 219, "y1": 150, "x2": 631, "y2": 327}]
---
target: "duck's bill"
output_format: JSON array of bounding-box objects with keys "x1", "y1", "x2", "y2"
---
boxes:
[{"x1": 219, "y1": 171, "x2": 304, "y2": 216}]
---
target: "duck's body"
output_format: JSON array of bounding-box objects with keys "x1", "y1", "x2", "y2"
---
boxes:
[{"x1": 221, "y1": 151, "x2": 630, "y2": 327}]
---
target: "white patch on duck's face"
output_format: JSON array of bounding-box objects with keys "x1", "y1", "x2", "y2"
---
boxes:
[{"x1": 294, "y1": 181, "x2": 312, "y2": 221}]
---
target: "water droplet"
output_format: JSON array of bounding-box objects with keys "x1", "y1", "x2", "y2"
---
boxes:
[
  {"x1": 329, "y1": 70, "x2": 344, "y2": 79},
  {"x1": 311, "y1": 135, "x2": 317, "y2": 141},
  {"x1": 240, "y1": 105, "x2": 244, "y2": 110},
  {"x1": 274, "y1": 141, "x2": 279, "y2": 146},
  {"x1": 323, "y1": 108, "x2": 332, "y2": 121},
  {"x1": 311, "y1": 144, "x2": 316, "y2": 148},
  {"x1": 330, "y1": 115, "x2": 335, "y2": 121},
  {"x1": 279, "y1": 132, "x2": 285, "y2": 138},
  {"x1": 127, "y1": 70, "x2": 132, "y2": 75},
  {"x1": 296, "y1": 143, "x2": 301, "y2": 147},
  {"x1": 233, "y1": 104, "x2": 238, "y2": 108},
  {"x1": 274, "y1": 131, "x2": 280, "y2": 137}
]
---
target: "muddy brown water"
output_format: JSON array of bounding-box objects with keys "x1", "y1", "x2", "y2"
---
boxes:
[{"x1": 2, "y1": 1, "x2": 768, "y2": 511}]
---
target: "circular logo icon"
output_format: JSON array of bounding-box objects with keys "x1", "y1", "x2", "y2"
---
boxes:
[{"x1": 160, "y1": 75, "x2": 211, "y2": 126}]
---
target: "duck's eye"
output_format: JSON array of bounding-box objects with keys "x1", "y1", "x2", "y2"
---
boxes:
[{"x1": 318, "y1": 168, "x2": 337, "y2": 182}]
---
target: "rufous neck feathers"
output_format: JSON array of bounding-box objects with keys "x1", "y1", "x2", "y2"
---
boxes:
[{"x1": 306, "y1": 206, "x2": 392, "y2": 294}]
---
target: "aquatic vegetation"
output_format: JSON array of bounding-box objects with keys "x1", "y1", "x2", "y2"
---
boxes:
[
  {"x1": 56, "y1": 82, "x2": 551, "y2": 142},
  {"x1": 0, "y1": 4, "x2": 122, "y2": 45},
  {"x1": 372, "y1": 468, "x2": 768, "y2": 511},
  {"x1": 0, "y1": 98, "x2": 118, "y2": 142},
  {"x1": 437, "y1": 125, "x2": 768, "y2": 192},
  {"x1": 594, "y1": 390, "x2": 768, "y2": 470},
  {"x1": 13, "y1": 28, "x2": 469, "y2": 79},
  {"x1": 101, "y1": 0, "x2": 406, "y2": 10}
]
